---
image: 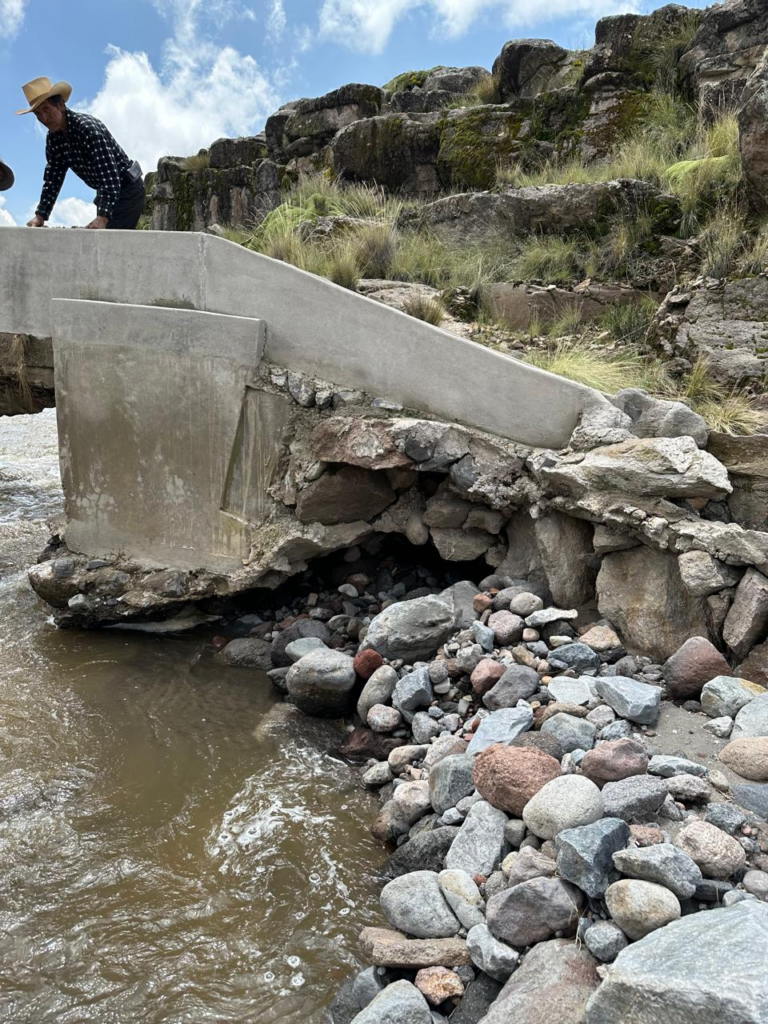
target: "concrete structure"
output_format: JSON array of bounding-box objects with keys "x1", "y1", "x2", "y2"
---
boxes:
[
  {"x1": 0, "y1": 227, "x2": 590, "y2": 449},
  {"x1": 52, "y1": 300, "x2": 264, "y2": 572}
]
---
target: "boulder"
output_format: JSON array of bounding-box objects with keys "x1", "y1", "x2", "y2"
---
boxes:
[
  {"x1": 296, "y1": 466, "x2": 395, "y2": 525},
  {"x1": 739, "y1": 50, "x2": 768, "y2": 213},
  {"x1": 414, "y1": 966, "x2": 464, "y2": 1007},
  {"x1": 605, "y1": 880, "x2": 681, "y2": 941},
  {"x1": 548, "y1": 677, "x2": 593, "y2": 705},
  {"x1": 493, "y1": 39, "x2": 569, "y2": 99},
  {"x1": 466, "y1": 707, "x2": 534, "y2": 754},
  {"x1": 483, "y1": 665, "x2": 539, "y2": 712},
  {"x1": 580, "y1": 738, "x2": 649, "y2": 786},
  {"x1": 584, "y1": 921, "x2": 628, "y2": 963},
  {"x1": 708, "y1": 432, "x2": 768, "y2": 534},
  {"x1": 595, "y1": 677, "x2": 661, "y2": 723},
  {"x1": 720, "y1": 737, "x2": 768, "y2": 781},
  {"x1": 444, "y1": 800, "x2": 508, "y2": 877},
  {"x1": 662, "y1": 636, "x2": 732, "y2": 698},
  {"x1": 601, "y1": 775, "x2": 668, "y2": 822},
  {"x1": 285, "y1": 648, "x2": 357, "y2": 716},
  {"x1": 350, "y1": 979, "x2": 432, "y2": 1024},
  {"x1": 392, "y1": 666, "x2": 433, "y2": 721},
  {"x1": 541, "y1": 713, "x2": 597, "y2": 753},
  {"x1": 216, "y1": 637, "x2": 273, "y2": 670},
  {"x1": 502, "y1": 846, "x2": 557, "y2": 886},
  {"x1": 438, "y1": 869, "x2": 485, "y2": 931},
  {"x1": 472, "y1": 745, "x2": 561, "y2": 816},
  {"x1": 723, "y1": 569, "x2": 768, "y2": 660},
  {"x1": 409, "y1": 179, "x2": 680, "y2": 244},
  {"x1": 542, "y1": 437, "x2": 731, "y2": 500},
  {"x1": 487, "y1": 877, "x2": 583, "y2": 946},
  {"x1": 556, "y1": 817, "x2": 630, "y2": 897},
  {"x1": 678, "y1": 551, "x2": 742, "y2": 597},
  {"x1": 534, "y1": 512, "x2": 596, "y2": 608},
  {"x1": 450, "y1": 972, "x2": 503, "y2": 1023},
  {"x1": 612, "y1": 843, "x2": 702, "y2": 900},
  {"x1": 430, "y1": 749, "x2": 479, "y2": 811},
  {"x1": 363, "y1": 595, "x2": 456, "y2": 661},
  {"x1": 597, "y1": 547, "x2": 715, "y2": 663},
  {"x1": 522, "y1": 775, "x2": 604, "y2": 840},
  {"x1": 739, "y1": 642, "x2": 768, "y2": 687},
  {"x1": 675, "y1": 819, "x2": 747, "y2": 879},
  {"x1": 547, "y1": 643, "x2": 601, "y2": 676},
  {"x1": 612, "y1": 388, "x2": 709, "y2": 449},
  {"x1": 332, "y1": 113, "x2": 442, "y2": 192},
  {"x1": 471, "y1": 659, "x2": 506, "y2": 695},
  {"x1": 487, "y1": 611, "x2": 524, "y2": 646},
  {"x1": 465, "y1": 923, "x2": 519, "y2": 982},
  {"x1": 732, "y1": 692, "x2": 768, "y2": 740},
  {"x1": 585, "y1": 903, "x2": 768, "y2": 1024},
  {"x1": 380, "y1": 871, "x2": 460, "y2": 939},
  {"x1": 480, "y1": 938, "x2": 600, "y2": 1024},
  {"x1": 383, "y1": 827, "x2": 460, "y2": 879},
  {"x1": 271, "y1": 619, "x2": 331, "y2": 667},
  {"x1": 701, "y1": 674, "x2": 764, "y2": 719},
  {"x1": 358, "y1": 927, "x2": 471, "y2": 969}
]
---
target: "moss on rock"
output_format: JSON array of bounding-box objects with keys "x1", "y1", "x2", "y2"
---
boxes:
[{"x1": 437, "y1": 106, "x2": 526, "y2": 190}]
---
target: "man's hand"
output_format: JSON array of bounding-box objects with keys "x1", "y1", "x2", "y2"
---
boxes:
[
  {"x1": 86, "y1": 216, "x2": 109, "y2": 230},
  {"x1": 26, "y1": 215, "x2": 46, "y2": 228}
]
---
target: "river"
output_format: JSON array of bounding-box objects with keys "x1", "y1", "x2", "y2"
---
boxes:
[{"x1": 0, "y1": 409, "x2": 381, "y2": 1023}]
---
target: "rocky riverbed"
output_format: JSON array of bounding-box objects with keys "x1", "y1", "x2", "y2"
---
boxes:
[{"x1": 216, "y1": 555, "x2": 768, "y2": 1023}]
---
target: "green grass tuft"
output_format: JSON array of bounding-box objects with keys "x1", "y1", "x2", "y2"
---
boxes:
[{"x1": 402, "y1": 293, "x2": 446, "y2": 325}]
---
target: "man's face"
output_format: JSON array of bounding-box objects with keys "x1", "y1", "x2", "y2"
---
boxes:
[{"x1": 34, "y1": 100, "x2": 66, "y2": 132}]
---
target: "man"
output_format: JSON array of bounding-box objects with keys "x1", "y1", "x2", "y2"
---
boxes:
[
  {"x1": 18, "y1": 77, "x2": 144, "y2": 230},
  {"x1": 0, "y1": 158, "x2": 14, "y2": 192}
]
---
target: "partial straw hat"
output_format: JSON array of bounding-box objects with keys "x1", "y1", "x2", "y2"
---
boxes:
[
  {"x1": 16, "y1": 77, "x2": 73, "y2": 115},
  {"x1": 0, "y1": 160, "x2": 14, "y2": 192}
]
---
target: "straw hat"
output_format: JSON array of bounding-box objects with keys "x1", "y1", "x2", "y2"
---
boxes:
[
  {"x1": 16, "y1": 77, "x2": 73, "y2": 115},
  {"x1": 0, "y1": 160, "x2": 14, "y2": 192}
]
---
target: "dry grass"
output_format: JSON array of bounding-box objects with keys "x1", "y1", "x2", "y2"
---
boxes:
[
  {"x1": 524, "y1": 336, "x2": 673, "y2": 394},
  {"x1": 402, "y1": 293, "x2": 446, "y2": 325},
  {"x1": 601, "y1": 298, "x2": 659, "y2": 345},
  {"x1": 181, "y1": 152, "x2": 210, "y2": 171}
]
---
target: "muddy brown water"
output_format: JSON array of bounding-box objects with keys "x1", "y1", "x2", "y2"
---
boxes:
[{"x1": 0, "y1": 409, "x2": 382, "y2": 1023}]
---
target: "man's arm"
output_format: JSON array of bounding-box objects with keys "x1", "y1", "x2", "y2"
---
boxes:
[{"x1": 33, "y1": 137, "x2": 67, "y2": 223}]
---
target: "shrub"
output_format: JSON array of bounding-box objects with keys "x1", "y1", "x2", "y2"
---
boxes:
[
  {"x1": 327, "y1": 250, "x2": 361, "y2": 290},
  {"x1": 524, "y1": 338, "x2": 672, "y2": 394},
  {"x1": 602, "y1": 297, "x2": 659, "y2": 345},
  {"x1": 699, "y1": 204, "x2": 745, "y2": 279},
  {"x1": 738, "y1": 223, "x2": 768, "y2": 277},
  {"x1": 354, "y1": 221, "x2": 398, "y2": 278},
  {"x1": 547, "y1": 306, "x2": 583, "y2": 338},
  {"x1": 512, "y1": 235, "x2": 590, "y2": 283},
  {"x1": 402, "y1": 293, "x2": 446, "y2": 325}
]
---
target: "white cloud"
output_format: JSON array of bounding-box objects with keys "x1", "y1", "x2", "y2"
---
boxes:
[
  {"x1": 48, "y1": 197, "x2": 95, "y2": 227},
  {"x1": 267, "y1": 0, "x2": 287, "y2": 39},
  {"x1": 0, "y1": 197, "x2": 16, "y2": 226},
  {"x1": 78, "y1": 1, "x2": 279, "y2": 173},
  {"x1": 0, "y1": 0, "x2": 26, "y2": 39},
  {"x1": 319, "y1": 0, "x2": 639, "y2": 53}
]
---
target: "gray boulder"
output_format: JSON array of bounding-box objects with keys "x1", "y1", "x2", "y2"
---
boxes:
[
  {"x1": 595, "y1": 677, "x2": 661, "y2": 724},
  {"x1": 285, "y1": 648, "x2": 357, "y2": 716},
  {"x1": 522, "y1": 775, "x2": 604, "y2": 840},
  {"x1": 701, "y1": 675, "x2": 762, "y2": 720},
  {"x1": 466, "y1": 923, "x2": 519, "y2": 982},
  {"x1": 556, "y1": 818, "x2": 630, "y2": 898},
  {"x1": 429, "y1": 754, "x2": 476, "y2": 815},
  {"x1": 584, "y1": 920, "x2": 628, "y2": 963},
  {"x1": 487, "y1": 877, "x2": 583, "y2": 947},
  {"x1": 445, "y1": 801, "x2": 508, "y2": 877},
  {"x1": 216, "y1": 637, "x2": 273, "y2": 670},
  {"x1": 480, "y1": 938, "x2": 600, "y2": 1024},
  {"x1": 466, "y1": 707, "x2": 533, "y2": 754},
  {"x1": 358, "y1": 665, "x2": 398, "y2": 721},
  {"x1": 547, "y1": 643, "x2": 601, "y2": 676},
  {"x1": 483, "y1": 665, "x2": 539, "y2": 711},
  {"x1": 362, "y1": 595, "x2": 456, "y2": 661},
  {"x1": 383, "y1": 827, "x2": 460, "y2": 879},
  {"x1": 438, "y1": 869, "x2": 485, "y2": 930},
  {"x1": 541, "y1": 713, "x2": 596, "y2": 753},
  {"x1": 585, "y1": 903, "x2": 768, "y2": 1024},
  {"x1": 380, "y1": 871, "x2": 460, "y2": 938},
  {"x1": 647, "y1": 754, "x2": 708, "y2": 778},
  {"x1": 351, "y1": 979, "x2": 432, "y2": 1024},
  {"x1": 612, "y1": 843, "x2": 702, "y2": 900},
  {"x1": 732, "y1": 693, "x2": 768, "y2": 740},
  {"x1": 392, "y1": 666, "x2": 433, "y2": 722},
  {"x1": 613, "y1": 389, "x2": 709, "y2": 449},
  {"x1": 601, "y1": 776, "x2": 668, "y2": 822}
]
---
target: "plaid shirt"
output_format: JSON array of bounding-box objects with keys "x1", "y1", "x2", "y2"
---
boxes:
[{"x1": 36, "y1": 110, "x2": 131, "y2": 221}]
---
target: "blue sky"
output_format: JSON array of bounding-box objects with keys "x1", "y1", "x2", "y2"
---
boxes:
[{"x1": 0, "y1": 0, "x2": 709, "y2": 227}]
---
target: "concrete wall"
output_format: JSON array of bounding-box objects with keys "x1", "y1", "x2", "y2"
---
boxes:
[
  {"x1": 51, "y1": 298, "x2": 265, "y2": 572},
  {"x1": 0, "y1": 227, "x2": 591, "y2": 448}
]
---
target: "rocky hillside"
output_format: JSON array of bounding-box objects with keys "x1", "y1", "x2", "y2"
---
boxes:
[{"x1": 145, "y1": 0, "x2": 768, "y2": 424}]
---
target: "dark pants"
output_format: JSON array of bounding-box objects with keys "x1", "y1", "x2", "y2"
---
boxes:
[{"x1": 106, "y1": 176, "x2": 145, "y2": 230}]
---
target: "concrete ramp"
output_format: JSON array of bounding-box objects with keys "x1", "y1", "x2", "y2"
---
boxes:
[
  {"x1": 0, "y1": 228, "x2": 591, "y2": 449},
  {"x1": 52, "y1": 299, "x2": 265, "y2": 572}
]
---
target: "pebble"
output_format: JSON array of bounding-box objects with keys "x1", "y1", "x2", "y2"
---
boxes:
[{"x1": 522, "y1": 775, "x2": 604, "y2": 840}]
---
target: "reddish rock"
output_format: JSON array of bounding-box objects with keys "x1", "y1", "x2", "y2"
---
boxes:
[
  {"x1": 474, "y1": 594, "x2": 494, "y2": 614},
  {"x1": 662, "y1": 636, "x2": 731, "y2": 698},
  {"x1": 473, "y1": 744, "x2": 562, "y2": 816},
  {"x1": 629, "y1": 824, "x2": 665, "y2": 847},
  {"x1": 471, "y1": 659, "x2": 506, "y2": 695},
  {"x1": 339, "y1": 727, "x2": 406, "y2": 761},
  {"x1": 415, "y1": 966, "x2": 464, "y2": 1006},
  {"x1": 354, "y1": 649, "x2": 384, "y2": 680},
  {"x1": 580, "y1": 738, "x2": 649, "y2": 787},
  {"x1": 211, "y1": 635, "x2": 229, "y2": 651}
]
